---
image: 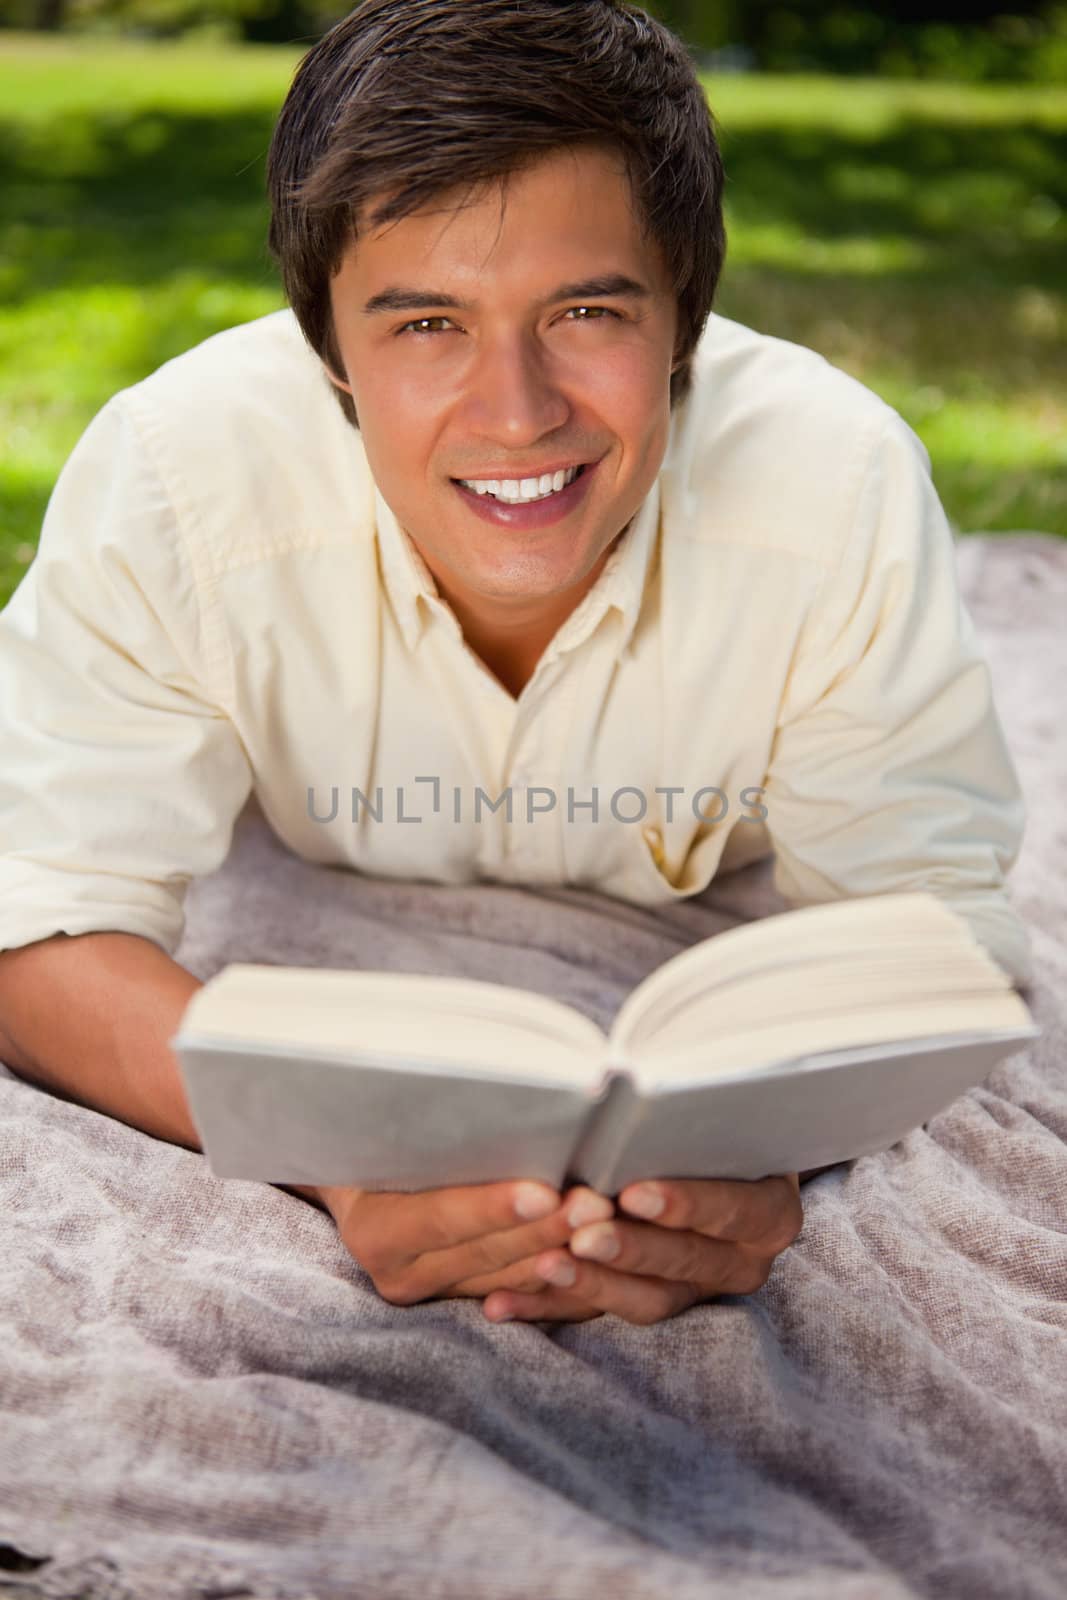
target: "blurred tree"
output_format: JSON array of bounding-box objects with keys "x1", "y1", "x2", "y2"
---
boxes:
[
  {"x1": 644, "y1": 0, "x2": 736, "y2": 51},
  {"x1": 644, "y1": 0, "x2": 1065, "y2": 80},
  {"x1": 34, "y1": 0, "x2": 69, "y2": 27},
  {"x1": 240, "y1": 0, "x2": 337, "y2": 42},
  {"x1": 2, "y1": 0, "x2": 1063, "y2": 82},
  {"x1": 648, "y1": 0, "x2": 1053, "y2": 38},
  {"x1": 0, "y1": 0, "x2": 325, "y2": 37}
]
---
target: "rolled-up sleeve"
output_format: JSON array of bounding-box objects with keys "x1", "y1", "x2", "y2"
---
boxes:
[
  {"x1": 0, "y1": 393, "x2": 254, "y2": 958},
  {"x1": 762, "y1": 411, "x2": 1033, "y2": 987}
]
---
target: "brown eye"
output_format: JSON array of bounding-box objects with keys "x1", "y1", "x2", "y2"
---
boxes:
[
  {"x1": 396, "y1": 318, "x2": 455, "y2": 337},
  {"x1": 567, "y1": 306, "x2": 622, "y2": 322}
]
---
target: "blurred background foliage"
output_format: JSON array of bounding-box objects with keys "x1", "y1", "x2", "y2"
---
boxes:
[
  {"x1": 656, "y1": 2, "x2": 1067, "y2": 82},
  {"x1": 0, "y1": 4, "x2": 1065, "y2": 605},
  {"x1": 3, "y1": 0, "x2": 1066, "y2": 78}
]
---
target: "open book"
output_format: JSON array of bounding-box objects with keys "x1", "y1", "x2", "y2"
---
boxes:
[{"x1": 170, "y1": 892, "x2": 1038, "y2": 1194}]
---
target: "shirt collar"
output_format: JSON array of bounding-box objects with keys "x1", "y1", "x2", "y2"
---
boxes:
[{"x1": 374, "y1": 470, "x2": 661, "y2": 660}]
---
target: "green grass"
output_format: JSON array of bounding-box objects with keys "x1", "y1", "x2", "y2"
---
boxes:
[
  {"x1": 707, "y1": 74, "x2": 1067, "y2": 544},
  {"x1": 1, "y1": 35, "x2": 1065, "y2": 606}
]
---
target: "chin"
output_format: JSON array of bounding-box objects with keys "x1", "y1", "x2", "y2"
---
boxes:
[{"x1": 478, "y1": 559, "x2": 588, "y2": 593}]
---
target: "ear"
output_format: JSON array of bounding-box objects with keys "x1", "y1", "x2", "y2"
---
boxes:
[{"x1": 322, "y1": 362, "x2": 354, "y2": 396}]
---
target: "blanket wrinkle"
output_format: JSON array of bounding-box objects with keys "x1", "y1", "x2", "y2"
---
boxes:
[{"x1": 1, "y1": 533, "x2": 1066, "y2": 1600}]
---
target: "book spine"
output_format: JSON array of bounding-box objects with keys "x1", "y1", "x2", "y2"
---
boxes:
[{"x1": 564, "y1": 1067, "x2": 645, "y2": 1195}]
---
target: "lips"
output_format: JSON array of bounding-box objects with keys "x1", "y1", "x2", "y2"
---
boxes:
[
  {"x1": 451, "y1": 463, "x2": 588, "y2": 500},
  {"x1": 451, "y1": 456, "x2": 599, "y2": 529}
]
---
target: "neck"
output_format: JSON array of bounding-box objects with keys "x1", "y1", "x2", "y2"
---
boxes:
[{"x1": 421, "y1": 534, "x2": 624, "y2": 700}]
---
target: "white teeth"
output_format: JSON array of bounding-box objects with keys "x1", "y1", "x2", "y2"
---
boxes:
[{"x1": 459, "y1": 465, "x2": 581, "y2": 502}]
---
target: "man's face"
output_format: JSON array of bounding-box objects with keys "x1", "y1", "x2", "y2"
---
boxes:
[{"x1": 327, "y1": 142, "x2": 680, "y2": 621}]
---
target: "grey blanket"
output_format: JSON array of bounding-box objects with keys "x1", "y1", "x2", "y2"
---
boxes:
[{"x1": 1, "y1": 533, "x2": 1065, "y2": 1600}]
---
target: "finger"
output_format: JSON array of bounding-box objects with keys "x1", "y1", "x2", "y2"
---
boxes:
[
  {"x1": 486, "y1": 1264, "x2": 702, "y2": 1326},
  {"x1": 388, "y1": 1185, "x2": 613, "y2": 1303},
  {"x1": 617, "y1": 1174, "x2": 803, "y2": 1251},
  {"x1": 443, "y1": 1187, "x2": 616, "y2": 1296},
  {"x1": 483, "y1": 1285, "x2": 607, "y2": 1324},
  {"x1": 408, "y1": 1180, "x2": 611, "y2": 1256},
  {"x1": 358, "y1": 1178, "x2": 563, "y2": 1279},
  {"x1": 448, "y1": 1255, "x2": 562, "y2": 1298},
  {"x1": 426, "y1": 1184, "x2": 611, "y2": 1280},
  {"x1": 567, "y1": 1217, "x2": 766, "y2": 1296},
  {"x1": 376, "y1": 1179, "x2": 562, "y2": 1264}
]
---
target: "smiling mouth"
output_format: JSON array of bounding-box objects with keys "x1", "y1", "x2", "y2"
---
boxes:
[{"x1": 447, "y1": 460, "x2": 588, "y2": 502}]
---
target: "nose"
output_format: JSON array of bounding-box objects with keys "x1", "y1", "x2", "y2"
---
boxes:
[{"x1": 462, "y1": 328, "x2": 571, "y2": 444}]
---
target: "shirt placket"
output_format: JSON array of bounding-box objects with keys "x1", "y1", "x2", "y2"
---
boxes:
[{"x1": 499, "y1": 616, "x2": 612, "y2": 881}]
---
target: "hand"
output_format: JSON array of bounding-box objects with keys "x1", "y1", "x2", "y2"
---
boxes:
[
  {"x1": 316, "y1": 1179, "x2": 615, "y2": 1306},
  {"x1": 481, "y1": 1173, "x2": 804, "y2": 1327}
]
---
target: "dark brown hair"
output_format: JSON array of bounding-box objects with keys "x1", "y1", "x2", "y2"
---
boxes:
[{"x1": 266, "y1": 0, "x2": 726, "y2": 429}]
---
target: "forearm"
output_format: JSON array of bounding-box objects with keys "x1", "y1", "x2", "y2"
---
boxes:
[
  {"x1": 0, "y1": 930, "x2": 204, "y2": 1140},
  {"x1": 0, "y1": 931, "x2": 336, "y2": 1213}
]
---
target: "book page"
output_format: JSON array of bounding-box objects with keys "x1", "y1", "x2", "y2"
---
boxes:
[
  {"x1": 635, "y1": 953, "x2": 1008, "y2": 1047},
  {"x1": 631, "y1": 991, "x2": 1036, "y2": 1088},
  {"x1": 610, "y1": 892, "x2": 1001, "y2": 1055},
  {"x1": 176, "y1": 967, "x2": 607, "y2": 1085}
]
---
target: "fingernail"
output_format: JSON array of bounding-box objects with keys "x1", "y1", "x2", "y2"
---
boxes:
[
  {"x1": 514, "y1": 1183, "x2": 558, "y2": 1220},
  {"x1": 623, "y1": 1184, "x2": 665, "y2": 1218},
  {"x1": 567, "y1": 1191, "x2": 613, "y2": 1228},
  {"x1": 571, "y1": 1223, "x2": 620, "y2": 1262},
  {"x1": 540, "y1": 1258, "x2": 577, "y2": 1287}
]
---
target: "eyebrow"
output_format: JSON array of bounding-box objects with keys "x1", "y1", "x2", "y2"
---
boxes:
[{"x1": 361, "y1": 273, "x2": 654, "y2": 317}]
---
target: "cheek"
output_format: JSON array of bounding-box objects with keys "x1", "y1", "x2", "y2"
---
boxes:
[
  {"x1": 581, "y1": 346, "x2": 667, "y2": 422},
  {"x1": 355, "y1": 372, "x2": 439, "y2": 466}
]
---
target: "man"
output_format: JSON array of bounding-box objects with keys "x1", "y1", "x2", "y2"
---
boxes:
[{"x1": 0, "y1": 0, "x2": 1031, "y2": 1327}]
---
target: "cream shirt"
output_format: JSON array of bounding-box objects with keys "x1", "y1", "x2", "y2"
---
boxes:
[{"x1": 0, "y1": 308, "x2": 1033, "y2": 985}]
